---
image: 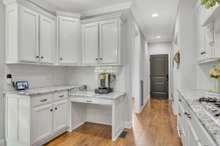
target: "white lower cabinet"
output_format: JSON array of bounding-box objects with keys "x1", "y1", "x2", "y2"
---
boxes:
[
  {"x1": 5, "y1": 91, "x2": 69, "y2": 146},
  {"x1": 178, "y1": 93, "x2": 216, "y2": 146},
  {"x1": 186, "y1": 117, "x2": 202, "y2": 146},
  {"x1": 32, "y1": 100, "x2": 68, "y2": 146},
  {"x1": 53, "y1": 100, "x2": 68, "y2": 133},
  {"x1": 32, "y1": 104, "x2": 53, "y2": 145}
]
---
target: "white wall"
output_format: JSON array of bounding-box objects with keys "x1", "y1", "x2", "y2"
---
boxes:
[
  {"x1": 148, "y1": 42, "x2": 172, "y2": 55},
  {"x1": 124, "y1": 11, "x2": 149, "y2": 113},
  {"x1": 0, "y1": 1, "x2": 5, "y2": 145},
  {"x1": 178, "y1": 0, "x2": 197, "y2": 91},
  {"x1": 172, "y1": 0, "x2": 197, "y2": 113}
]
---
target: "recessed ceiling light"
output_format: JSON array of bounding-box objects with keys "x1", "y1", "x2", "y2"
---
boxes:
[
  {"x1": 156, "y1": 35, "x2": 161, "y2": 39},
  {"x1": 152, "y1": 13, "x2": 159, "y2": 18}
]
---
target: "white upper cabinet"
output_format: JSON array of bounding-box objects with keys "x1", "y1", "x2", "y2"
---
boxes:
[
  {"x1": 39, "y1": 15, "x2": 55, "y2": 64},
  {"x1": 99, "y1": 20, "x2": 119, "y2": 64},
  {"x1": 82, "y1": 22, "x2": 99, "y2": 65},
  {"x1": 82, "y1": 16, "x2": 122, "y2": 66},
  {"x1": 4, "y1": 2, "x2": 56, "y2": 64},
  {"x1": 19, "y1": 6, "x2": 39, "y2": 62},
  {"x1": 196, "y1": 3, "x2": 220, "y2": 64},
  {"x1": 58, "y1": 16, "x2": 81, "y2": 65}
]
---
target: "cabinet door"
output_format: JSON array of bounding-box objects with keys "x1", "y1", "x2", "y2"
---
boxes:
[
  {"x1": 82, "y1": 23, "x2": 99, "y2": 65},
  {"x1": 19, "y1": 6, "x2": 39, "y2": 62},
  {"x1": 180, "y1": 105, "x2": 187, "y2": 146},
  {"x1": 187, "y1": 119, "x2": 202, "y2": 146},
  {"x1": 39, "y1": 15, "x2": 55, "y2": 64},
  {"x1": 59, "y1": 17, "x2": 81, "y2": 65},
  {"x1": 53, "y1": 100, "x2": 68, "y2": 133},
  {"x1": 99, "y1": 20, "x2": 119, "y2": 64},
  {"x1": 32, "y1": 104, "x2": 53, "y2": 144}
]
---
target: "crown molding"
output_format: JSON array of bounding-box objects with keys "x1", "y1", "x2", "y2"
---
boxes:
[
  {"x1": 56, "y1": 11, "x2": 81, "y2": 18},
  {"x1": 81, "y1": 2, "x2": 132, "y2": 18},
  {"x1": 81, "y1": 11, "x2": 126, "y2": 24},
  {"x1": 3, "y1": 0, "x2": 57, "y2": 15}
]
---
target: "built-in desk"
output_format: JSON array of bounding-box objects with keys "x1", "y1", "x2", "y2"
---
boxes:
[{"x1": 69, "y1": 91, "x2": 126, "y2": 141}]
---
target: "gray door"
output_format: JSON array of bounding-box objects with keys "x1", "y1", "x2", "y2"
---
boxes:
[{"x1": 150, "y1": 55, "x2": 169, "y2": 100}]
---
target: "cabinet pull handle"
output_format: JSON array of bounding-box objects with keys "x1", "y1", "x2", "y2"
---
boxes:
[
  {"x1": 36, "y1": 56, "x2": 40, "y2": 59},
  {"x1": 50, "y1": 109, "x2": 53, "y2": 112},
  {"x1": 41, "y1": 56, "x2": 44, "y2": 59},
  {"x1": 187, "y1": 115, "x2": 192, "y2": 119},
  {"x1": 184, "y1": 112, "x2": 191, "y2": 119},
  {"x1": 60, "y1": 57, "x2": 63, "y2": 61},
  {"x1": 59, "y1": 95, "x2": 64, "y2": 98},
  {"x1": 40, "y1": 99, "x2": 47, "y2": 102},
  {"x1": 201, "y1": 51, "x2": 206, "y2": 55},
  {"x1": 100, "y1": 58, "x2": 103, "y2": 60},
  {"x1": 179, "y1": 99, "x2": 182, "y2": 102},
  {"x1": 55, "y1": 107, "x2": 58, "y2": 110},
  {"x1": 95, "y1": 58, "x2": 99, "y2": 61}
]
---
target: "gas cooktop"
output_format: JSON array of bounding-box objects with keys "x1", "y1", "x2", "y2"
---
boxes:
[{"x1": 198, "y1": 97, "x2": 220, "y2": 125}]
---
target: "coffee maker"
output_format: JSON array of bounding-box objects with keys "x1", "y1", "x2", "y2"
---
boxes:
[{"x1": 95, "y1": 73, "x2": 116, "y2": 94}]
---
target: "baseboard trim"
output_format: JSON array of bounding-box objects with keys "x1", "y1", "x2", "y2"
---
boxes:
[
  {"x1": 136, "y1": 96, "x2": 149, "y2": 114},
  {"x1": 69, "y1": 122, "x2": 85, "y2": 132},
  {"x1": 0, "y1": 139, "x2": 5, "y2": 146},
  {"x1": 124, "y1": 121, "x2": 132, "y2": 129}
]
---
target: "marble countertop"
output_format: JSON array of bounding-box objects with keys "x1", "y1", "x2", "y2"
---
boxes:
[
  {"x1": 5, "y1": 85, "x2": 82, "y2": 96},
  {"x1": 4, "y1": 85, "x2": 126, "y2": 100},
  {"x1": 178, "y1": 89, "x2": 220, "y2": 145},
  {"x1": 70, "y1": 91, "x2": 126, "y2": 100}
]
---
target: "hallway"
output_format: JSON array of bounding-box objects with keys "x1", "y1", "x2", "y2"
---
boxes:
[
  {"x1": 45, "y1": 99, "x2": 182, "y2": 146},
  {"x1": 132, "y1": 99, "x2": 182, "y2": 146}
]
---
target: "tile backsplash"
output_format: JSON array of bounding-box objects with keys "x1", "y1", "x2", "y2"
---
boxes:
[
  {"x1": 94, "y1": 66, "x2": 120, "y2": 74},
  {"x1": 5, "y1": 65, "x2": 67, "y2": 90}
]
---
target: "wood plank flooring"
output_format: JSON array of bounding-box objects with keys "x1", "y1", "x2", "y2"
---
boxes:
[{"x1": 45, "y1": 99, "x2": 182, "y2": 146}]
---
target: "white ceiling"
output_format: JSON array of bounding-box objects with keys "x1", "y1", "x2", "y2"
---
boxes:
[
  {"x1": 42, "y1": 0, "x2": 179, "y2": 43},
  {"x1": 131, "y1": 0, "x2": 179, "y2": 43},
  {"x1": 43, "y1": 0, "x2": 131, "y2": 13}
]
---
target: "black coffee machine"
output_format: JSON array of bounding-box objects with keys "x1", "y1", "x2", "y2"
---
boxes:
[{"x1": 95, "y1": 73, "x2": 116, "y2": 94}]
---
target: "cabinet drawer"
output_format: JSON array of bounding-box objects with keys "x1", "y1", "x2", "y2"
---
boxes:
[
  {"x1": 54, "y1": 91, "x2": 68, "y2": 101},
  {"x1": 70, "y1": 97, "x2": 113, "y2": 105},
  {"x1": 190, "y1": 112, "x2": 216, "y2": 146},
  {"x1": 31, "y1": 93, "x2": 53, "y2": 107}
]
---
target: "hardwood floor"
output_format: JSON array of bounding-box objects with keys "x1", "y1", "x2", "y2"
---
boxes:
[{"x1": 45, "y1": 99, "x2": 182, "y2": 146}]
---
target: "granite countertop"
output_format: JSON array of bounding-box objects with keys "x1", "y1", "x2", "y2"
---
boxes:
[
  {"x1": 70, "y1": 91, "x2": 126, "y2": 100},
  {"x1": 5, "y1": 85, "x2": 82, "y2": 96},
  {"x1": 178, "y1": 89, "x2": 220, "y2": 145}
]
